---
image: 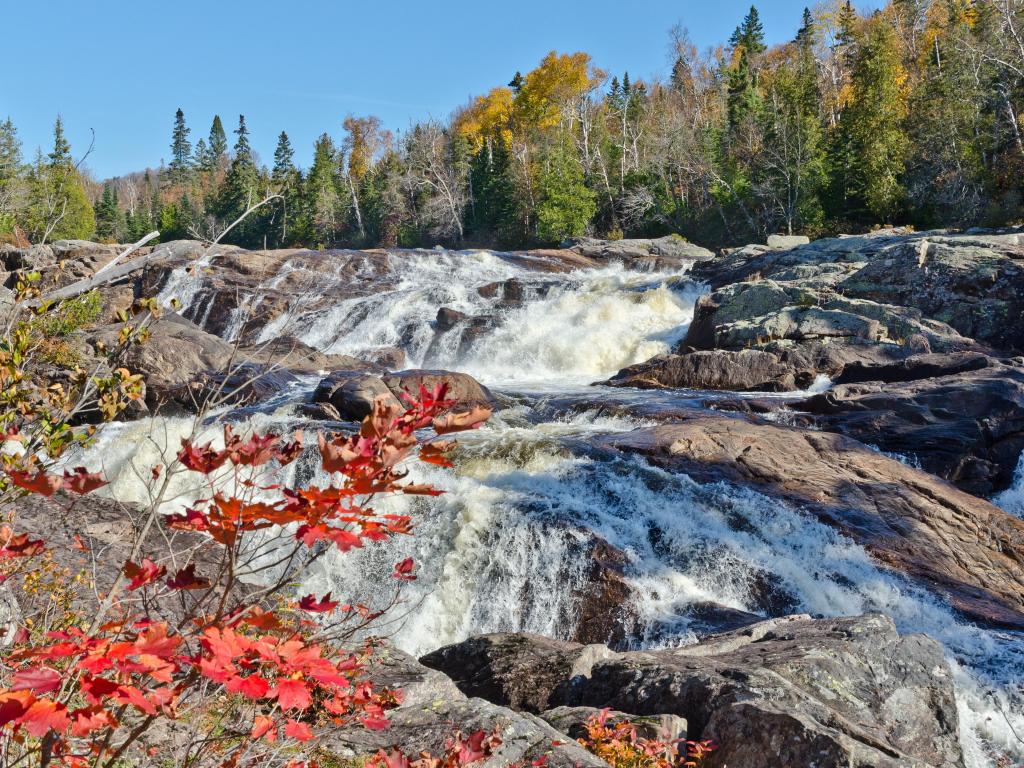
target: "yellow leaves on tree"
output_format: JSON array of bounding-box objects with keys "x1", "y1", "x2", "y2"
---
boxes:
[
  {"x1": 457, "y1": 51, "x2": 604, "y2": 151},
  {"x1": 514, "y1": 51, "x2": 603, "y2": 130},
  {"x1": 455, "y1": 87, "x2": 515, "y2": 152}
]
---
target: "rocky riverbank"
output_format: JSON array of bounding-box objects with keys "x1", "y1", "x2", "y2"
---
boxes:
[{"x1": 5, "y1": 229, "x2": 1024, "y2": 766}]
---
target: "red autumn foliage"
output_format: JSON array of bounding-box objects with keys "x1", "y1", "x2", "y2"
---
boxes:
[{"x1": 0, "y1": 384, "x2": 494, "y2": 768}]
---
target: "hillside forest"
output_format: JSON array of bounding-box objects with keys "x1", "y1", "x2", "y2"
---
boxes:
[{"x1": 1, "y1": 0, "x2": 1023, "y2": 251}]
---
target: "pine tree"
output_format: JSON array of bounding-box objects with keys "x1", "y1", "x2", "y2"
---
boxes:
[
  {"x1": 168, "y1": 108, "x2": 193, "y2": 185},
  {"x1": 304, "y1": 133, "x2": 343, "y2": 245},
  {"x1": 270, "y1": 131, "x2": 300, "y2": 246},
  {"x1": 0, "y1": 118, "x2": 23, "y2": 234},
  {"x1": 795, "y1": 7, "x2": 815, "y2": 50},
  {"x1": 94, "y1": 182, "x2": 122, "y2": 241},
  {"x1": 508, "y1": 72, "x2": 525, "y2": 93},
  {"x1": 831, "y1": 14, "x2": 909, "y2": 223},
  {"x1": 535, "y1": 134, "x2": 596, "y2": 243},
  {"x1": 213, "y1": 115, "x2": 263, "y2": 245},
  {"x1": 193, "y1": 138, "x2": 209, "y2": 171}
]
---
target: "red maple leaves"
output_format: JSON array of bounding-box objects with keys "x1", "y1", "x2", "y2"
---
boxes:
[{"x1": 0, "y1": 384, "x2": 491, "y2": 766}]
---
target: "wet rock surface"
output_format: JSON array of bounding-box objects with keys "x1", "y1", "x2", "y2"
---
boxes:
[{"x1": 598, "y1": 413, "x2": 1024, "y2": 629}]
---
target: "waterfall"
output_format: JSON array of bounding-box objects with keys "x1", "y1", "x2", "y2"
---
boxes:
[{"x1": 87, "y1": 245, "x2": 1024, "y2": 767}]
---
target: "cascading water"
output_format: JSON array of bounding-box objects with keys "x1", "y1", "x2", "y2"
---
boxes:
[{"x1": 83, "y1": 246, "x2": 1023, "y2": 767}]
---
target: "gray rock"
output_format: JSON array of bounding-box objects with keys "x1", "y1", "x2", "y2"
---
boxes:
[
  {"x1": 382, "y1": 369, "x2": 494, "y2": 406},
  {"x1": 426, "y1": 615, "x2": 964, "y2": 768},
  {"x1": 313, "y1": 371, "x2": 402, "y2": 421},
  {"x1": 605, "y1": 350, "x2": 799, "y2": 392},
  {"x1": 767, "y1": 234, "x2": 810, "y2": 248}
]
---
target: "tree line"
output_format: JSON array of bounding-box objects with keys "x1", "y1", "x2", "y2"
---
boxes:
[{"x1": 1, "y1": 0, "x2": 1023, "y2": 250}]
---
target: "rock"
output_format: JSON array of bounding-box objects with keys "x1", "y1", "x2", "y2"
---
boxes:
[
  {"x1": 323, "y1": 645, "x2": 609, "y2": 767},
  {"x1": 419, "y1": 633, "x2": 616, "y2": 715},
  {"x1": 436, "y1": 306, "x2": 469, "y2": 332},
  {"x1": 678, "y1": 601, "x2": 765, "y2": 638},
  {"x1": 295, "y1": 401, "x2": 342, "y2": 421},
  {"x1": 312, "y1": 371, "x2": 402, "y2": 422},
  {"x1": 239, "y1": 336, "x2": 375, "y2": 374},
  {"x1": 573, "y1": 537, "x2": 634, "y2": 647},
  {"x1": 168, "y1": 363, "x2": 299, "y2": 413},
  {"x1": 599, "y1": 414, "x2": 1024, "y2": 629},
  {"x1": 801, "y1": 359, "x2": 1024, "y2": 495},
  {"x1": 360, "y1": 345, "x2": 406, "y2": 370},
  {"x1": 833, "y1": 351, "x2": 992, "y2": 385},
  {"x1": 565, "y1": 236, "x2": 715, "y2": 268},
  {"x1": 382, "y1": 369, "x2": 493, "y2": 406},
  {"x1": 91, "y1": 314, "x2": 234, "y2": 413},
  {"x1": 430, "y1": 615, "x2": 964, "y2": 768},
  {"x1": 767, "y1": 234, "x2": 810, "y2": 248},
  {"x1": 605, "y1": 350, "x2": 800, "y2": 392},
  {"x1": 539, "y1": 706, "x2": 686, "y2": 743}
]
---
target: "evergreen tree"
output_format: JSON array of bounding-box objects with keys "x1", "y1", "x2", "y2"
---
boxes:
[
  {"x1": 470, "y1": 135, "x2": 519, "y2": 245},
  {"x1": 213, "y1": 116, "x2": 263, "y2": 246},
  {"x1": 205, "y1": 115, "x2": 229, "y2": 173},
  {"x1": 193, "y1": 138, "x2": 209, "y2": 171},
  {"x1": 168, "y1": 108, "x2": 193, "y2": 185},
  {"x1": 0, "y1": 118, "x2": 23, "y2": 234},
  {"x1": 535, "y1": 135, "x2": 596, "y2": 243},
  {"x1": 730, "y1": 6, "x2": 767, "y2": 56},
  {"x1": 303, "y1": 133, "x2": 343, "y2": 245},
  {"x1": 94, "y1": 182, "x2": 122, "y2": 241},
  {"x1": 272, "y1": 131, "x2": 296, "y2": 183},
  {"x1": 508, "y1": 71, "x2": 525, "y2": 93},
  {"x1": 831, "y1": 14, "x2": 909, "y2": 222},
  {"x1": 795, "y1": 7, "x2": 816, "y2": 50},
  {"x1": 48, "y1": 116, "x2": 72, "y2": 167}
]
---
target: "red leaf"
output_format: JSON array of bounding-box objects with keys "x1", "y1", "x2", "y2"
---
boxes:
[
  {"x1": 273, "y1": 679, "x2": 311, "y2": 711},
  {"x1": 11, "y1": 667, "x2": 61, "y2": 694},
  {"x1": 284, "y1": 719, "x2": 313, "y2": 742},
  {"x1": 123, "y1": 558, "x2": 167, "y2": 591},
  {"x1": 297, "y1": 592, "x2": 340, "y2": 613},
  {"x1": 252, "y1": 714, "x2": 277, "y2": 741},
  {"x1": 392, "y1": 558, "x2": 417, "y2": 582},
  {"x1": 432, "y1": 405, "x2": 492, "y2": 435},
  {"x1": 361, "y1": 714, "x2": 391, "y2": 730},
  {"x1": 70, "y1": 706, "x2": 117, "y2": 737},
  {"x1": 0, "y1": 692, "x2": 32, "y2": 727},
  {"x1": 226, "y1": 675, "x2": 270, "y2": 700},
  {"x1": 18, "y1": 698, "x2": 69, "y2": 737},
  {"x1": 61, "y1": 467, "x2": 107, "y2": 494},
  {"x1": 6, "y1": 469, "x2": 62, "y2": 497},
  {"x1": 166, "y1": 564, "x2": 211, "y2": 591}
]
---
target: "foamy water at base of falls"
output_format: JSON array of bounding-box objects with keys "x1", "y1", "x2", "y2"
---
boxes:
[{"x1": 80, "y1": 249, "x2": 1023, "y2": 767}]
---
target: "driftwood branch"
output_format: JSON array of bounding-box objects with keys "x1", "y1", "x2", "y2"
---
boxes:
[{"x1": 31, "y1": 230, "x2": 160, "y2": 307}]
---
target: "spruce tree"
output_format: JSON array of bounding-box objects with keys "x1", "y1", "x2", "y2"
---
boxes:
[
  {"x1": 48, "y1": 116, "x2": 72, "y2": 167},
  {"x1": 168, "y1": 108, "x2": 193, "y2": 185},
  {"x1": 206, "y1": 115, "x2": 229, "y2": 172},
  {"x1": 535, "y1": 134, "x2": 596, "y2": 243},
  {"x1": 272, "y1": 131, "x2": 296, "y2": 183},
  {"x1": 214, "y1": 115, "x2": 262, "y2": 245},
  {"x1": 193, "y1": 138, "x2": 209, "y2": 171},
  {"x1": 304, "y1": 133, "x2": 343, "y2": 245},
  {"x1": 730, "y1": 6, "x2": 767, "y2": 56}
]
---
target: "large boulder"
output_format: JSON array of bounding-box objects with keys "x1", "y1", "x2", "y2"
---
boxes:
[
  {"x1": 313, "y1": 371, "x2": 402, "y2": 421},
  {"x1": 419, "y1": 633, "x2": 615, "y2": 714},
  {"x1": 605, "y1": 350, "x2": 801, "y2": 392},
  {"x1": 422, "y1": 615, "x2": 964, "y2": 768},
  {"x1": 598, "y1": 413, "x2": 1024, "y2": 629},
  {"x1": 382, "y1": 369, "x2": 494, "y2": 405},
  {"x1": 565, "y1": 236, "x2": 715, "y2": 269}
]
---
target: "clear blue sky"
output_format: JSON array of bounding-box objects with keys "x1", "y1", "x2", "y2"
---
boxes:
[{"x1": 3, "y1": 0, "x2": 876, "y2": 179}]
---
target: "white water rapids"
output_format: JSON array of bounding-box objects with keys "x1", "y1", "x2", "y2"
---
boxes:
[{"x1": 82, "y1": 247, "x2": 1023, "y2": 766}]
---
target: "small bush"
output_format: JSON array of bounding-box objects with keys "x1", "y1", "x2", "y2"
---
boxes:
[{"x1": 33, "y1": 290, "x2": 103, "y2": 337}]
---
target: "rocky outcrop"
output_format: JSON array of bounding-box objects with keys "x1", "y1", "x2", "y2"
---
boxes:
[
  {"x1": 382, "y1": 369, "x2": 494, "y2": 405},
  {"x1": 564, "y1": 236, "x2": 715, "y2": 269},
  {"x1": 798, "y1": 356, "x2": 1024, "y2": 495},
  {"x1": 598, "y1": 413, "x2": 1024, "y2": 629},
  {"x1": 324, "y1": 645, "x2": 609, "y2": 768},
  {"x1": 421, "y1": 614, "x2": 964, "y2": 768},
  {"x1": 605, "y1": 349, "x2": 804, "y2": 392}
]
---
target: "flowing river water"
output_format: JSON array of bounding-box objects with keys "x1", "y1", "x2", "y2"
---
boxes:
[{"x1": 77, "y1": 248, "x2": 1024, "y2": 767}]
